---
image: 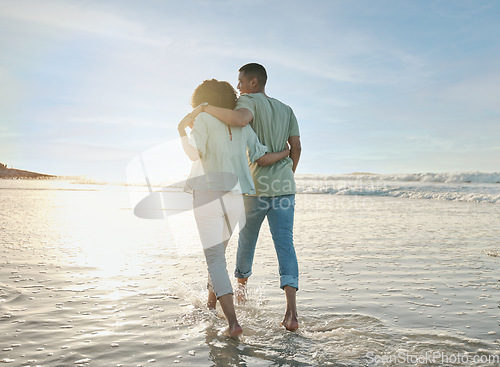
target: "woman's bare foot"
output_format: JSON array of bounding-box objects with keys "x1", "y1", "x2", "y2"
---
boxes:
[
  {"x1": 207, "y1": 290, "x2": 217, "y2": 310},
  {"x1": 218, "y1": 294, "x2": 242, "y2": 337}
]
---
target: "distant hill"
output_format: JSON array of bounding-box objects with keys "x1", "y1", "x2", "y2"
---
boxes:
[{"x1": 0, "y1": 163, "x2": 56, "y2": 179}]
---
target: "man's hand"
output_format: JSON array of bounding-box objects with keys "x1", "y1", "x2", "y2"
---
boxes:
[{"x1": 191, "y1": 103, "x2": 208, "y2": 120}]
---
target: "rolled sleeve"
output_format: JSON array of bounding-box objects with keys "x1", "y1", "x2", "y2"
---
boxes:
[
  {"x1": 288, "y1": 110, "x2": 300, "y2": 137},
  {"x1": 190, "y1": 114, "x2": 208, "y2": 158},
  {"x1": 245, "y1": 125, "x2": 268, "y2": 163},
  {"x1": 236, "y1": 94, "x2": 256, "y2": 117}
]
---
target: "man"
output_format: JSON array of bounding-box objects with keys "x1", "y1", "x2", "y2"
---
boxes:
[{"x1": 194, "y1": 63, "x2": 301, "y2": 331}]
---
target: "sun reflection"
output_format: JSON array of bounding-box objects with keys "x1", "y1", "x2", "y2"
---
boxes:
[
  {"x1": 46, "y1": 181, "x2": 204, "y2": 285},
  {"x1": 49, "y1": 186, "x2": 143, "y2": 275}
]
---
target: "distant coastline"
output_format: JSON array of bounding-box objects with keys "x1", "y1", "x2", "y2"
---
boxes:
[{"x1": 0, "y1": 163, "x2": 56, "y2": 179}]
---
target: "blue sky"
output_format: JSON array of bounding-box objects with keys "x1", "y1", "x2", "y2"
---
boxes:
[{"x1": 1, "y1": 0, "x2": 499, "y2": 181}]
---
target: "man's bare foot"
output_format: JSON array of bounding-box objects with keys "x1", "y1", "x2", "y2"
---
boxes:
[
  {"x1": 282, "y1": 285, "x2": 298, "y2": 331},
  {"x1": 235, "y1": 284, "x2": 247, "y2": 305},
  {"x1": 224, "y1": 323, "x2": 243, "y2": 338},
  {"x1": 282, "y1": 312, "x2": 299, "y2": 332}
]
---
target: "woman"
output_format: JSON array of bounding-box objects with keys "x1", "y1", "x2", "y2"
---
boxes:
[{"x1": 177, "y1": 79, "x2": 289, "y2": 337}]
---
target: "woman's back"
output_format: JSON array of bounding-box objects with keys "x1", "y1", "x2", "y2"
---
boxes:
[{"x1": 185, "y1": 113, "x2": 267, "y2": 195}]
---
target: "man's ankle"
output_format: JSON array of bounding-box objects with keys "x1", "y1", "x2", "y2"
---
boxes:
[{"x1": 237, "y1": 277, "x2": 248, "y2": 286}]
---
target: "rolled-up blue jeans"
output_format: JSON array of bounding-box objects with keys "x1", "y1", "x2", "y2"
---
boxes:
[{"x1": 234, "y1": 194, "x2": 298, "y2": 290}]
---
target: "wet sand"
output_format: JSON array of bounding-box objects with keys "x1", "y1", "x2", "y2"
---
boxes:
[{"x1": 1, "y1": 180, "x2": 499, "y2": 366}]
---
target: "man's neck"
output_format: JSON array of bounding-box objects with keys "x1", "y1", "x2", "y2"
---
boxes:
[{"x1": 252, "y1": 87, "x2": 267, "y2": 96}]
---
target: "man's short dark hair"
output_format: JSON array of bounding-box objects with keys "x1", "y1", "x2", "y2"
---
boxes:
[
  {"x1": 191, "y1": 79, "x2": 237, "y2": 109},
  {"x1": 239, "y1": 63, "x2": 267, "y2": 87}
]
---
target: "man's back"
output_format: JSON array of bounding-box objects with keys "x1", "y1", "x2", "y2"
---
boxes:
[{"x1": 236, "y1": 93, "x2": 300, "y2": 196}]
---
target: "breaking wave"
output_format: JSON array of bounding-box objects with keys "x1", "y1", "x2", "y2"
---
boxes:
[{"x1": 295, "y1": 172, "x2": 500, "y2": 203}]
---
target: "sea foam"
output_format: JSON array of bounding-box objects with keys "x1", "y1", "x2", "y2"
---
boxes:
[{"x1": 295, "y1": 172, "x2": 500, "y2": 203}]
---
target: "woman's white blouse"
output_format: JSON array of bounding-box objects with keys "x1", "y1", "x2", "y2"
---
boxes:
[{"x1": 185, "y1": 112, "x2": 267, "y2": 194}]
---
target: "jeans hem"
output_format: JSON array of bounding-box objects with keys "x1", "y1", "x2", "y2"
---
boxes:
[
  {"x1": 280, "y1": 275, "x2": 299, "y2": 291},
  {"x1": 234, "y1": 270, "x2": 252, "y2": 279}
]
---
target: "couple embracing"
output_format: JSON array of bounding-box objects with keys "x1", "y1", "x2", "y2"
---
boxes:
[{"x1": 177, "y1": 63, "x2": 301, "y2": 337}]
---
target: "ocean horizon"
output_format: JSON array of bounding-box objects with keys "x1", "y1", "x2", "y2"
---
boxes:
[{"x1": 44, "y1": 171, "x2": 499, "y2": 205}]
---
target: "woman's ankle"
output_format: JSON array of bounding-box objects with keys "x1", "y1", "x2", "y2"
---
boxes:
[{"x1": 207, "y1": 291, "x2": 217, "y2": 309}]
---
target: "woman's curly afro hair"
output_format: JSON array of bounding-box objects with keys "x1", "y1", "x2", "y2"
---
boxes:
[{"x1": 191, "y1": 79, "x2": 238, "y2": 109}]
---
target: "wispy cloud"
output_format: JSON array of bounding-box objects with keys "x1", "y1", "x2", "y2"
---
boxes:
[
  {"x1": 1, "y1": 1, "x2": 499, "y2": 176},
  {"x1": 441, "y1": 71, "x2": 500, "y2": 113},
  {"x1": 0, "y1": 0, "x2": 169, "y2": 46},
  {"x1": 0, "y1": 126, "x2": 21, "y2": 139},
  {"x1": 68, "y1": 116, "x2": 167, "y2": 128}
]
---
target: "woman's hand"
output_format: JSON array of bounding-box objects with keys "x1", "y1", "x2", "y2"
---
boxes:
[
  {"x1": 255, "y1": 144, "x2": 291, "y2": 167},
  {"x1": 283, "y1": 143, "x2": 291, "y2": 157},
  {"x1": 177, "y1": 113, "x2": 195, "y2": 135},
  {"x1": 178, "y1": 112, "x2": 201, "y2": 161}
]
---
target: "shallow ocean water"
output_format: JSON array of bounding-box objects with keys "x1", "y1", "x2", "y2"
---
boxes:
[{"x1": 1, "y1": 180, "x2": 499, "y2": 366}]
